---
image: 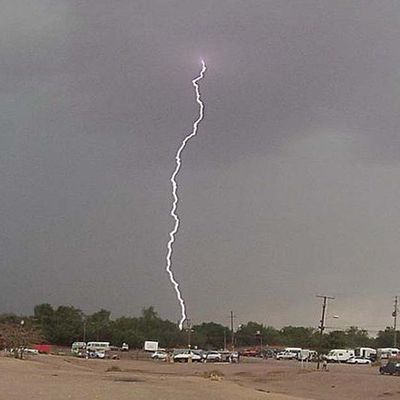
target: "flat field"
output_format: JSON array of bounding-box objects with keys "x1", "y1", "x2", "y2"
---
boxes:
[{"x1": 0, "y1": 354, "x2": 398, "y2": 400}]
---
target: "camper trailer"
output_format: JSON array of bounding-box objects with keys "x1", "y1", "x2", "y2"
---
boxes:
[
  {"x1": 377, "y1": 348, "x2": 400, "y2": 359},
  {"x1": 325, "y1": 349, "x2": 354, "y2": 362},
  {"x1": 354, "y1": 347, "x2": 376, "y2": 361}
]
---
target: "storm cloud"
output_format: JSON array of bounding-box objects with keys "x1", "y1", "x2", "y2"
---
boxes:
[{"x1": 1, "y1": 1, "x2": 400, "y2": 332}]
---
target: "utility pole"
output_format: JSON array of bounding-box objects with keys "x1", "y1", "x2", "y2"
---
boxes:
[
  {"x1": 83, "y1": 317, "x2": 87, "y2": 343},
  {"x1": 316, "y1": 295, "x2": 334, "y2": 369},
  {"x1": 223, "y1": 328, "x2": 227, "y2": 351},
  {"x1": 393, "y1": 296, "x2": 398, "y2": 347},
  {"x1": 230, "y1": 311, "x2": 235, "y2": 350},
  {"x1": 186, "y1": 319, "x2": 193, "y2": 349}
]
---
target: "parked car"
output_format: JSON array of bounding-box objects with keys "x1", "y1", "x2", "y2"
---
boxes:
[
  {"x1": 71, "y1": 342, "x2": 86, "y2": 356},
  {"x1": 347, "y1": 357, "x2": 372, "y2": 364},
  {"x1": 261, "y1": 349, "x2": 277, "y2": 359},
  {"x1": 204, "y1": 351, "x2": 222, "y2": 362},
  {"x1": 151, "y1": 350, "x2": 168, "y2": 360},
  {"x1": 88, "y1": 350, "x2": 106, "y2": 359},
  {"x1": 173, "y1": 349, "x2": 203, "y2": 362},
  {"x1": 121, "y1": 343, "x2": 129, "y2": 351},
  {"x1": 230, "y1": 351, "x2": 240, "y2": 363},
  {"x1": 276, "y1": 351, "x2": 298, "y2": 360},
  {"x1": 219, "y1": 351, "x2": 232, "y2": 362},
  {"x1": 241, "y1": 348, "x2": 259, "y2": 357},
  {"x1": 379, "y1": 360, "x2": 400, "y2": 375},
  {"x1": 23, "y1": 348, "x2": 39, "y2": 355}
]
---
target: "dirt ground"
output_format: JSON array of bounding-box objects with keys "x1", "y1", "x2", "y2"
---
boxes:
[{"x1": 0, "y1": 354, "x2": 399, "y2": 400}]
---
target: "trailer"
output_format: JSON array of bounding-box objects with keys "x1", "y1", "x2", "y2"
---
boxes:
[
  {"x1": 377, "y1": 348, "x2": 400, "y2": 359},
  {"x1": 325, "y1": 349, "x2": 354, "y2": 362},
  {"x1": 354, "y1": 347, "x2": 376, "y2": 360}
]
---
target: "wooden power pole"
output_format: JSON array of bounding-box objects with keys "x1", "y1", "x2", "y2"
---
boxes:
[
  {"x1": 230, "y1": 311, "x2": 235, "y2": 350},
  {"x1": 316, "y1": 295, "x2": 334, "y2": 369},
  {"x1": 393, "y1": 296, "x2": 398, "y2": 347}
]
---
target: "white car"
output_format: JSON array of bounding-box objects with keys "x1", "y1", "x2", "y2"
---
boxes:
[
  {"x1": 23, "y1": 348, "x2": 39, "y2": 355},
  {"x1": 276, "y1": 351, "x2": 297, "y2": 360},
  {"x1": 88, "y1": 350, "x2": 106, "y2": 359},
  {"x1": 173, "y1": 350, "x2": 203, "y2": 362},
  {"x1": 346, "y1": 357, "x2": 371, "y2": 364},
  {"x1": 151, "y1": 350, "x2": 168, "y2": 360},
  {"x1": 204, "y1": 351, "x2": 222, "y2": 362}
]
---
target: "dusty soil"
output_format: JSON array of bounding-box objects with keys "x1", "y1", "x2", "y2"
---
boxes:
[{"x1": 0, "y1": 354, "x2": 398, "y2": 400}]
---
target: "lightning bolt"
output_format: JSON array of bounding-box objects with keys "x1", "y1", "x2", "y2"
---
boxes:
[{"x1": 166, "y1": 60, "x2": 207, "y2": 330}]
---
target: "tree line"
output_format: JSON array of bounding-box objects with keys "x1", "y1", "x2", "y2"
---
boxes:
[{"x1": 0, "y1": 304, "x2": 397, "y2": 352}]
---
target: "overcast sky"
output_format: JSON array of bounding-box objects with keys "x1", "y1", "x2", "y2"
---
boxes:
[{"x1": 1, "y1": 1, "x2": 400, "y2": 332}]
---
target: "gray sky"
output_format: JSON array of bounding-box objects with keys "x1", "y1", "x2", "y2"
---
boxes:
[{"x1": 1, "y1": 0, "x2": 400, "y2": 332}]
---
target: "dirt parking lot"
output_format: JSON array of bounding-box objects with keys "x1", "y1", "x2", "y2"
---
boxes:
[{"x1": 0, "y1": 354, "x2": 399, "y2": 400}]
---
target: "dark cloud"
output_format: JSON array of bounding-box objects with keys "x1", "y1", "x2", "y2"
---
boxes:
[{"x1": 1, "y1": 1, "x2": 400, "y2": 330}]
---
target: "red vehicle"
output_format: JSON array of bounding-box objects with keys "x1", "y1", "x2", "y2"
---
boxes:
[
  {"x1": 241, "y1": 348, "x2": 259, "y2": 357},
  {"x1": 33, "y1": 344, "x2": 51, "y2": 353}
]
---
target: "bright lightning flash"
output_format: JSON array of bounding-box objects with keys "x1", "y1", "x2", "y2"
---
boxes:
[{"x1": 165, "y1": 60, "x2": 207, "y2": 330}]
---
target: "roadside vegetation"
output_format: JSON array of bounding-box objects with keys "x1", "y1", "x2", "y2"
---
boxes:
[{"x1": 0, "y1": 304, "x2": 397, "y2": 351}]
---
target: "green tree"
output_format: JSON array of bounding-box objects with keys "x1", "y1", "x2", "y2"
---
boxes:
[
  {"x1": 375, "y1": 327, "x2": 397, "y2": 348},
  {"x1": 108, "y1": 308, "x2": 185, "y2": 349},
  {"x1": 279, "y1": 326, "x2": 317, "y2": 348},
  {"x1": 33, "y1": 304, "x2": 55, "y2": 341},
  {"x1": 344, "y1": 326, "x2": 373, "y2": 348},
  {"x1": 263, "y1": 326, "x2": 282, "y2": 346},
  {"x1": 192, "y1": 322, "x2": 227, "y2": 349},
  {"x1": 323, "y1": 330, "x2": 347, "y2": 350},
  {"x1": 86, "y1": 309, "x2": 112, "y2": 341},
  {"x1": 110, "y1": 317, "x2": 143, "y2": 348},
  {"x1": 0, "y1": 313, "x2": 22, "y2": 325},
  {"x1": 236, "y1": 321, "x2": 264, "y2": 347},
  {"x1": 49, "y1": 306, "x2": 84, "y2": 345}
]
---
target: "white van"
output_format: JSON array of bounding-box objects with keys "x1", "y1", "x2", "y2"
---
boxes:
[
  {"x1": 276, "y1": 347, "x2": 302, "y2": 360},
  {"x1": 325, "y1": 349, "x2": 354, "y2": 362},
  {"x1": 86, "y1": 342, "x2": 110, "y2": 352}
]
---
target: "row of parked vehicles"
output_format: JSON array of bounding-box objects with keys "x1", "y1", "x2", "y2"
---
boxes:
[
  {"x1": 273, "y1": 347, "x2": 378, "y2": 363},
  {"x1": 324, "y1": 347, "x2": 400, "y2": 363},
  {"x1": 258, "y1": 347, "x2": 380, "y2": 364},
  {"x1": 71, "y1": 341, "x2": 129, "y2": 359},
  {"x1": 151, "y1": 349, "x2": 240, "y2": 363},
  {"x1": 273, "y1": 347, "x2": 400, "y2": 364}
]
